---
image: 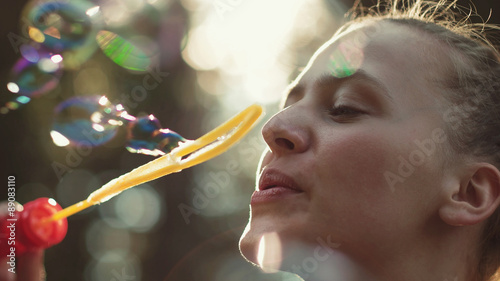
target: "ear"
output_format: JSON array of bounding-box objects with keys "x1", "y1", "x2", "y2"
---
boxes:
[{"x1": 439, "y1": 163, "x2": 500, "y2": 226}]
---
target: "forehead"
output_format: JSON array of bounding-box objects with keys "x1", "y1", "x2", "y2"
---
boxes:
[{"x1": 287, "y1": 21, "x2": 451, "y2": 107}]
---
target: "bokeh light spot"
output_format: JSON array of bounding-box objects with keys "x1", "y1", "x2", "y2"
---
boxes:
[
  {"x1": 115, "y1": 186, "x2": 163, "y2": 232},
  {"x1": 16, "y1": 96, "x2": 31, "y2": 104},
  {"x1": 7, "y1": 82, "x2": 20, "y2": 93},
  {"x1": 44, "y1": 26, "x2": 62, "y2": 39},
  {"x1": 73, "y1": 67, "x2": 110, "y2": 95},
  {"x1": 84, "y1": 252, "x2": 141, "y2": 281},
  {"x1": 92, "y1": 123, "x2": 105, "y2": 132},
  {"x1": 50, "y1": 130, "x2": 70, "y2": 147},
  {"x1": 28, "y1": 26, "x2": 45, "y2": 43},
  {"x1": 51, "y1": 54, "x2": 63, "y2": 63},
  {"x1": 86, "y1": 6, "x2": 100, "y2": 17},
  {"x1": 97, "y1": 183, "x2": 165, "y2": 232},
  {"x1": 85, "y1": 219, "x2": 132, "y2": 259},
  {"x1": 6, "y1": 102, "x2": 19, "y2": 110},
  {"x1": 38, "y1": 57, "x2": 60, "y2": 73},
  {"x1": 20, "y1": 44, "x2": 40, "y2": 62},
  {"x1": 48, "y1": 198, "x2": 57, "y2": 206}
]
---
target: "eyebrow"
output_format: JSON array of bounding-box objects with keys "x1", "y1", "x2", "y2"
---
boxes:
[
  {"x1": 285, "y1": 69, "x2": 393, "y2": 104},
  {"x1": 316, "y1": 70, "x2": 393, "y2": 101}
]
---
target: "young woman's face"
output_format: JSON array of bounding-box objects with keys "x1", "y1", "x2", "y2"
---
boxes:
[{"x1": 239, "y1": 21, "x2": 457, "y2": 273}]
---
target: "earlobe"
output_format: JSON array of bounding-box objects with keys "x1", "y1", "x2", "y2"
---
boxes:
[{"x1": 439, "y1": 164, "x2": 500, "y2": 226}]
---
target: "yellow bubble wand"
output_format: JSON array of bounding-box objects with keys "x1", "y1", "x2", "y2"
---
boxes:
[{"x1": 49, "y1": 104, "x2": 263, "y2": 222}]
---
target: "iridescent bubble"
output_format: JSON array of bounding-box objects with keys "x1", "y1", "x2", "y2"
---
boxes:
[
  {"x1": 52, "y1": 95, "x2": 186, "y2": 154},
  {"x1": 96, "y1": 30, "x2": 151, "y2": 71},
  {"x1": 126, "y1": 115, "x2": 185, "y2": 156},
  {"x1": 7, "y1": 52, "x2": 62, "y2": 97},
  {"x1": 29, "y1": 2, "x2": 93, "y2": 50},
  {"x1": 52, "y1": 96, "x2": 128, "y2": 146},
  {"x1": 26, "y1": 1, "x2": 102, "y2": 69}
]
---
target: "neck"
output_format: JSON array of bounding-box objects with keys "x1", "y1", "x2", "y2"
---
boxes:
[
  {"x1": 356, "y1": 222, "x2": 483, "y2": 281},
  {"x1": 279, "y1": 222, "x2": 483, "y2": 281}
]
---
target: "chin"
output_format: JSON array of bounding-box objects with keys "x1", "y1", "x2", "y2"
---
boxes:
[
  {"x1": 239, "y1": 219, "x2": 324, "y2": 272},
  {"x1": 239, "y1": 222, "x2": 260, "y2": 265}
]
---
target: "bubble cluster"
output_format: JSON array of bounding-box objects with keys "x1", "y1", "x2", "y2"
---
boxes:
[{"x1": 3, "y1": 0, "x2": 154, "y2": 114}]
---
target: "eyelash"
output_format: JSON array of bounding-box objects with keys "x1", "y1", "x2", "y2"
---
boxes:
[{"x1": 328, "y1": 105, "x2": 365, "y2": 118}]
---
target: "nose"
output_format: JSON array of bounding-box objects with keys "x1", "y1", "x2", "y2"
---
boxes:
[{"x1": 261, "y1": 107, "x2": 311, "y2": 156}]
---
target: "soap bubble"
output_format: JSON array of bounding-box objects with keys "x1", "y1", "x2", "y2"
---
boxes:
[
  {"x1": 25, "y1": 1, "x2": 103, "y2": 68},
  {"x1": 96, "y1": 30, "x2": 152, "y2": 71},
  {"x1": 52, "y1": 95, "x2": 186, "y2": 154},
  {"x1": 52, "y1": 96, "x2": 126, "y2": 146},
  {"x1": 126, "y1": 115, "x2": 185, "y2": 156},
  {"x1": 29, "y1": 1, "x2": 94, "y2": 50},
  {"x1": 7, "y1": 51, "x2": 62, "y2": 97}
]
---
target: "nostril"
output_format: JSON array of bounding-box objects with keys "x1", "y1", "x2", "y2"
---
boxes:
[{"x1": 275, "y1": 138, "x2": 294, "y2": 150}]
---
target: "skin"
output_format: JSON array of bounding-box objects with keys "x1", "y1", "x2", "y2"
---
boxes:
[{"x1": 239, "y1": 20, "x2": 500, "y2": 281}]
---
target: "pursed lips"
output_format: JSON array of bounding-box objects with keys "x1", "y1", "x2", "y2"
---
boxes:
[{"x1": 258, "y1": 168, "x2": 303, "y2": 192}]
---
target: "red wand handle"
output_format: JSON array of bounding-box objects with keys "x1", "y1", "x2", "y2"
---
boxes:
[{"x1": 0, "y1": 198, "x2": 68, "y2": 257}]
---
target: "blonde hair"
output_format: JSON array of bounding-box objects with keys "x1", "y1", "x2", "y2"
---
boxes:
[{"x1": 344, "y1": 1, "x2": 500, "y2": 280}]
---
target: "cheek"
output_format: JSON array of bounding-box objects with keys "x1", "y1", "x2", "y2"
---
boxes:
[
  {"x1": 315, "y1": 129, "x2": 395, "y2": 195},
  {"x1": 308, "y1": 127, "x2": 416, "y2": 232},
  {"x1": 309, "y1": 124, "x2": 444, "y2": 234}
]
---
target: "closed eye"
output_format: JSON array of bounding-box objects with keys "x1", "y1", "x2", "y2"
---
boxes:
[
  {"x1": 328, "y1": 105, "x2": 366, "y2": 121},
  {"x1": 329, "y1": 105, "x2": 364, "y2": 116}
]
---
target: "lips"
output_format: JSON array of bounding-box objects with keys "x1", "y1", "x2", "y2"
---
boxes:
[
  {"x1": 258, "y1": 169, "x2": 302, "y2": 192},
  {"x1": 251, "y1": 169, "x2": 303, "y2": 204}
]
